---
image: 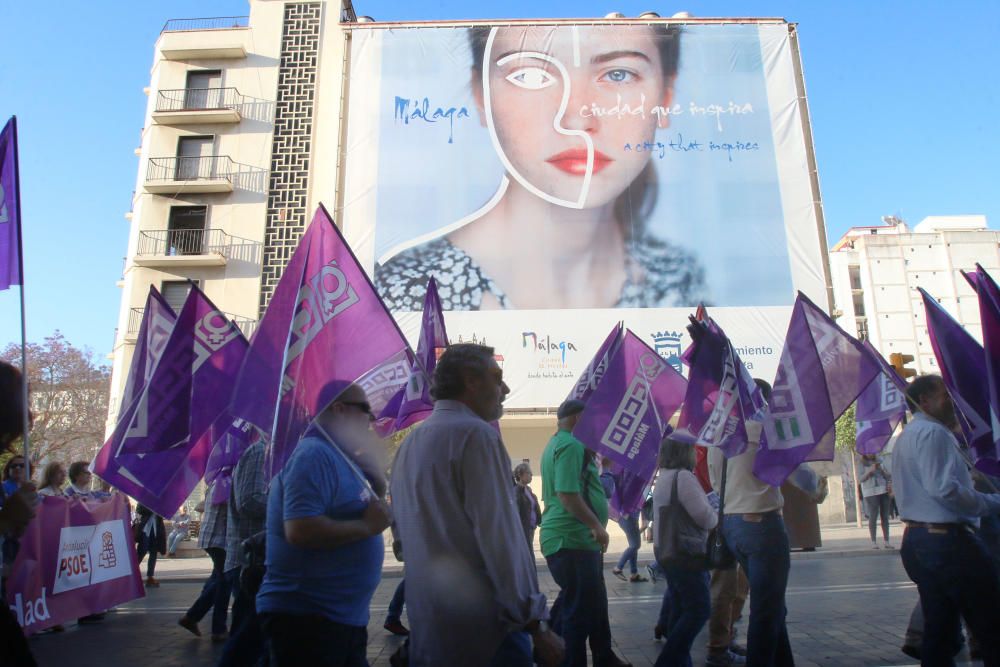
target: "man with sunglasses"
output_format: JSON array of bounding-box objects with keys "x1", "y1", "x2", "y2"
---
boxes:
[
  {"x1": 256, "y1": 382, "x2": 392, "y2": 667},
  {"x1": 391, "y1": 344, "x2": 564, "y2": 667}
]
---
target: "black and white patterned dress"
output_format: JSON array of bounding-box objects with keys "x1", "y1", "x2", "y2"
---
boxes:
[{"x1": 374, "y1": 235, "x2": 706, "y2": 310}]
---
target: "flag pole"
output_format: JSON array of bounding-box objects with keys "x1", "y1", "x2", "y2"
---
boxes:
[{"x1": 10, "y1": 117, "x2": 29, "y2": 477}]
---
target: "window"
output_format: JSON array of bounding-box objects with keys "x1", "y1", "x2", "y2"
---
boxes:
[
  {"x1": 856, "y1": 319, "x2": 869, "y2": 341},
  {"x1": 852, "y1": 293, "x2": 866, "y2": 317},
  {"x1": 175, "y1": 136, "x2": 214, "y2": 180},
  {"x1": 161, "y1": 280, "x2": 199, "y2": 312},
  {"x1": 848, "y1": 265, "x2": 862, "y2": 291},
  {"x1": 184, "y1": 70, "x2": 223, "y2": 109},
  {"x1": 166, "y1": 206, "x2": 207, "y2": 255}
]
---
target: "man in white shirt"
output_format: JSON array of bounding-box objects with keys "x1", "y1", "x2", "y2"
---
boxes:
[{"x1": 892, "y1": 374, "x2": 1000, "y2": 666}]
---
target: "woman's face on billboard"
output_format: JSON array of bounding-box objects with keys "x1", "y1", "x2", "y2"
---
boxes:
[{"x1": 476, "y1": 26, "x2": 673, "y2": 210}]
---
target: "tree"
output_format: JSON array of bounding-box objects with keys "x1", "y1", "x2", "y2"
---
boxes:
[
  {"x1": 835, "y1": 402, "x2": 857, "y2": 453},
  {"x1": 1, "y1": 332, "x2": 111, "y2": 468}
]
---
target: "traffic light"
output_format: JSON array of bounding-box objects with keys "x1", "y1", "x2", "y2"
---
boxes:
[{"x1": 889, "y1": 352, "x2": 917, "y2": 381}]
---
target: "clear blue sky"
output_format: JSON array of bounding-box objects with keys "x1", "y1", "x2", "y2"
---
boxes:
[{"x1": 1, "y1": 1, "x2": 998, "y2": 358}]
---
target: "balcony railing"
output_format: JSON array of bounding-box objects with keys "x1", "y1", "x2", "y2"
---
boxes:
[
  {"x1": 146, "y1": 155, "x2": 233, "y2": 184},
  {"x1": 136, "y1": 229, "x2": 231, "y2": 258},
  {"x1": 162, "y1": 16, "x2": 249, "y2": 33},
  {"x1": 156, "y1": 88, "x2": 244, "y2": 113},
  {"x1": 127, "y1": 307, "x2": 256, "y2": 338}
]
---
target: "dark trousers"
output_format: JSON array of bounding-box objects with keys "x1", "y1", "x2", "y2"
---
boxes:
[
  {"x1": 136, "y1": 533, "x2": 158, "y2": 577},
  {"x1": 262, "y1": 613, "x2": 367, "y2": 667},
  {"x1": 546, "y1": 548, "x2": 614, "y2": 667},
  {"x1": 657, "y1": 565, "x2": 710, "y2": 667},
  {"x1": 385, "y1": 579, "x2": 405, "y2": 624},
  {"x1": 616, "y1": 514, "x2": 642, "y2": 574},
  {"x1": 658, "y1": 585, "x2": 672, "y2": 632},
  {"x1": 185, "y1": 546, "x2": 231, "y2": 635},
  {"x1": 864, "y1": 493, "x2": 892, "y2": 543},
  {"x1": 900, "y1": 525, "x2": 1000, "y2": 667},
  {"x1": 219, "y1": 568, "x2": 266, "y2": 667},
  {"x1": 722, "y1": 513, "x2": 794, "y2": 667}
]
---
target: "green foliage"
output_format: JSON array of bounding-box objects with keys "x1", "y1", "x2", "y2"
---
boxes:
[{"x1": 835, "y1": 402, "x2": 857, "y2": 453}]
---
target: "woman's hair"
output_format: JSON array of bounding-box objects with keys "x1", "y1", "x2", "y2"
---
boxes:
[
  {"x1": 68, "y1": 460, "x2": 90, "y2": 486},
  {"x1": 657, "y1": 436, "x2": 693, "y2": 470},
  {"x1": 40, "y1": 462, "x2": 65, "y2": 490},
  {"x1": 2, "y1": 455, "x2": 24, "y2": 481},
  {"x1": 468, "y1": 23, "x2": 682, "y2": 242},
  {"x1": 513, "y1": 461, "x2": 531, "y2": 481},
  {"x1": 431, "y1": 343, "x2": 496, "y2": 401},
  {"x1": 0, "y1": 361, "x2": 25, "y2": 453}
]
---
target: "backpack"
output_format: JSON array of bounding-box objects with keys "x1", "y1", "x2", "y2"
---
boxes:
[{"x1": 654, "y1": 470, "x2": 709, "y2": 571}]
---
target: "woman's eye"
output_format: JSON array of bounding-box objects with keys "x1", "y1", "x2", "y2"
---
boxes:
[
  {"x1": 505, "y1": 67, "x2": 556, "y2": 90},
  {"x1": 601, "y1": 69, "x2": 636, "y2": 83}
]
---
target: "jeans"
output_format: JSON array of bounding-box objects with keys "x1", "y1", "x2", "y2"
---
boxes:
[
  {"x1": 658, "y1": 585, "x2": 672, "y2": 632},
  {"x1": 722, "y1": 513, "x2": 794, "y2": 667},
  {"x1": 167, "y1": 529, "x2": 188, "y2": 554},
  {"x1": 863, "y1": 494, "x2": 892, "y2": 543},
  {"x1": 489, "y1": 631, "x2": 533, "y2": 667},
  {"x1": 135, "y1": 533, "x2": 158, "y2": 578},
  {"x1": 707, "y1": 564, "x2": 748, "y2": 655},
  {"x1": 656, "y1": 565, "x2": 710, "y2": 667},
  {"x1": 262, "y1": 613, "x2": 367, "y2": 667},
  {"x1": 615, "y1": 514, "x2": 642, "y2": 574},
  {"x1": 185, "y1": 547, "x2": 231, "y2": 635},
  {"x1": 385, "y1": 579, "x2": 405, "y2": 624},
  {"x1": 545, "y1": 548, "x2": 614, "y2": 667},
  {"x1": 219, "y1": 568, "x2": 266, "y2": 667},
  {"x1": 900, "y1": 525, "x2": 1000, "y2": 666}
]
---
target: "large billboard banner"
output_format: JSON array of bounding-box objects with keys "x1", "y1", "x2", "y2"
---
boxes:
[{"x1": 342, "y1": 21, "x2": 826, "y2": 408}]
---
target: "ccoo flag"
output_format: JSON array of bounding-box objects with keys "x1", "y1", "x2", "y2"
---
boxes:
[
  {"x1": 92, "y1": 284, "x2": 248, "y2": 516},
  {"x1": 754, "y1": 292, "x2": 881, "y2": 486},
  {"x1": 854, "y1": 341, "x2": 908, "y2": 456},
  {"x1": 377, "y1": 278, "x2": 449, "y2": 436},
  {"x1": 920, "y1": 287, "x2": 996, "y2": 473},
  {"x1": 973, "y1": 264, "x2": 1000, "y2": 472},
  {"x1": 572, "y1": 330, "x2": 687, "y2": 514},
  {"x1": 0, "y1": 117, "x2": 22, "y2": 290},
  {"x1": 230, "y1": 205, "x2": 411, "y2": 479},
  {"x1": 118, "y1": 286, "x2": 176, "y2": 415},
  {"x1": 674, "y1": 312, "x2": 764, "y2": 458}
]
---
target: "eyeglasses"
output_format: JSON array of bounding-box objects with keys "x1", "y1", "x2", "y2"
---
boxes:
[{"x1": 339, "y1": 400, "x2": 376, "y2": 422}]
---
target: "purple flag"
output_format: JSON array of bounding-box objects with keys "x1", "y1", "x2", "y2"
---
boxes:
[
  {"x1": 230, "y1": 205, "x2": 412, "y2": 479},
  {"x1": 203, "y1": 418, "x2": 257, "y2": 504},
  {"x1": 754, "y1": 292, "x2": 882, "y2": 486},
  {"x1": 854, "y1": 341, "x2": 908, "y2": 455},
  {"x1": 572, "y1": 330, "x2": 687, "y2": 514},
  {"x1": 567, "y1": 323, "x2": 624, "y2": 403},
  {"x1": 376, "y1": 278, "x2": 449, "y2": 436},
  {"x1": 973, "y1": 265, "x2": 1000, "y2": 473},
  {"x1": 93, "y1": 284, "x2": 248, "y2": 517},
  {"x1": 921, "y1": 287, "x2": 996, "y2": 472},
  {"x1": 0, "y1": 117, "x2": 22, "y2": 290},
  {"x1": 119, "y1": 286, "x2": 176, "y2": 414},
  {"x1": 674, "y1": 314, "x2": 764, "y2": 458}
]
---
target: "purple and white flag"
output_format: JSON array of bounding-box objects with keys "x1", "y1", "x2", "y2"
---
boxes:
[
  {"x1": 119, "y1": 286, "x2": 176, "y2": 414},
  {"x1": 973, "y1": 264, "x2": 1000, "y2": 473},
  {"x1": 230, "y1": 205, "x2": 412, "y2": 479},
  {"x1": 854, "y1": 341, "x2": 907, "y2": 456},
  {"x1": 376, "y1": 278, "x2": 448, "y2": 436},
  {"x1": 203, "y1": 418, "x2": 257, "y2": 504},
  {"x1": 674, "y1": 314, "x2": 764, "y2": 458},
  {"x1": 754, "y1": 292, "x2": 881, "y2": 486},
  {"x1": 567, "y1": 323, "x2": 624, "y2": 404},
  {"x1": 93, "y1": 284, "x2": 248, "y2": 517},
  {"x1": 572, "y1": 330, "x2": 687, "y2": 514},
  {"x1": 921, "y1": 287, "x2": 996, "y2": 473},
  {"x1": 0, "y1": 117, "x2": 22, "y2": 291}
]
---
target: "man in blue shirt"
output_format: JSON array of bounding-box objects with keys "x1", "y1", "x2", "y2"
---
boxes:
[
  {"x1": 256, "y1": 383, "x2": 392, "y2": 667},
  {"x1": 893, "y1": 374, "x2": 1000, "y2": 666}
]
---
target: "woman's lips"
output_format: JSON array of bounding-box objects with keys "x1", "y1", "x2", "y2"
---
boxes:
[{"x1": 545, "y1": 149, "x2": 613, "y2": 176}]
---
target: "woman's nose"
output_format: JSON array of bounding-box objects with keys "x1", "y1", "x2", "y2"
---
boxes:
[{"x1": 559, "y1": 76, "x2": 599, "y2": 134}]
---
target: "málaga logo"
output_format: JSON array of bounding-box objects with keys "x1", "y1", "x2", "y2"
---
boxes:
[{"x1": 650, "y1": 330, "x2": 683, "y2": 374}]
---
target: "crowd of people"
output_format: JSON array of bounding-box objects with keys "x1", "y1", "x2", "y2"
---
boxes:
[{"x1": 3, "y1": 348, "x2": 1000, "y2": 667}]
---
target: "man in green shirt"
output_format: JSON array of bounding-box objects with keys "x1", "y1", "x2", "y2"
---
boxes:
[{"x1": 540, "y1": 399, "x2": 631, "y2": 667}]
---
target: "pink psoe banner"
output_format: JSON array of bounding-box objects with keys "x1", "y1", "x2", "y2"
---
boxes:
[{"x1": 5, "y1": 494, "x2": 145, "y2": 634}]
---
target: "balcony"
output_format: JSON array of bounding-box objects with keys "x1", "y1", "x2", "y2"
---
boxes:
[
  {"x1": 133, "y1": 229, "x2": 231, "y2": 268},
  {"x1": 126, "y1": 307, "x2": 257, "y2": 340},
  {"x1": 144, "y1": 156, "x2": 234, "y2": 194},
  {"x1": 152, "y1": 88, "x2": 243, "y2": 125},
  {"x1": 159, "y1": 17, "x2": 250, "y2": 60}
]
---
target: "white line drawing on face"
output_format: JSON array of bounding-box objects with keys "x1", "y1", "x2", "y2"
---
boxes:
[
  {"x1": 483, "y1": 27, "x2": 594, "y2": 210},
  {"x1": 571, "y1": 26, "x2": 581, "y2": 67}
]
